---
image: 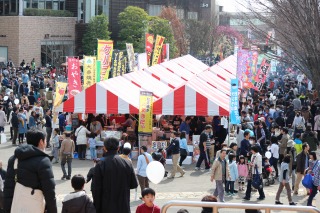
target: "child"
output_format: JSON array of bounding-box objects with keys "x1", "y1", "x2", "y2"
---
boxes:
[
  {"x1": 136, "y1": 188, "x2": 160, "y2": 213},
  {"x1": 237, "y1": 155, "x2": 248, "y2": 191},
  {"x1": 275, "y1": 155, "x2": 296, "y2": 205},
  {"x1": 294, "y1": 133, "x2": 302, "y2": 154},
  {"x1": 51, "y1": 128, "x2": 60, "y2": 164},
  {"x1": 226, "y1": 153, "x2": 238, "y2": 196},
  {"x1": 88, "y1": 132, "x2": 96, "y2": 160},
  {"x1": 62, "y1": 174, "x2": 96, "y2": 213},
  {"x1": 86, "y1": 160, "x2": 98, "y2": 193}
]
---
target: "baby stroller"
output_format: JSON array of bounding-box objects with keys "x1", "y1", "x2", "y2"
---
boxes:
[
  {"x1": 262, "y1": 157, "x2": 275, "y2": 186},
  {"x1": 152, "y1": 148, "x2": 168, "y2": 177}
]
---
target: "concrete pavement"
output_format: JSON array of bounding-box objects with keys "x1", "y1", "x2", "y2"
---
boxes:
[{"x1": 0, "y1": 126, "x2": 319, "y2": 213}]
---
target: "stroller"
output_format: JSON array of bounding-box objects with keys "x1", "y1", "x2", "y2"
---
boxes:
[
  {"x1": 152, "y1": 148, "x2": 168, "y2": 177},
  {"x1": 262, "y1": 156, "x2": 275, "y2": 186}
]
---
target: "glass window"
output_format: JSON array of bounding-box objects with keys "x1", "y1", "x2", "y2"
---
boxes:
[
  {"x1": 148, "y1": 4, "x2": 161, "y2": 16},
  {"x1": 52, "y1": 1, "x2": 58, "y2": 9},
  {"x1": 32, "y1": 0, "x2": 38, "y2": 8},
  {"x1": 59, "y1": 1, "x2": 64, "y2": 10},
  {"x1": 4, "y1": 0, "x2": 9, "y2": 15},
  {"x1": 187, "y1": 11, "x2": 198, "y2": 20},
  {"x1": 38, "y1": 0, "x2": 44, "y2": 9},
  {"x1": 46, "y1": 0, "x2": 52, "y2": 9},
  {"x1": 0, "y1": 0, "x2": 3, "y2": 15},
  {"x1": 176, "y1": 8, "x2": 184, "y2": 19},
  {"x1": 10, "y1": 0, "x2": 17, "y2": 13}
]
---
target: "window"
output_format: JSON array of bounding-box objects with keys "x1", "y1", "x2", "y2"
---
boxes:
[
  {"x1": 148, "y1": 4, "x2": 161, "y2": 16},
  {"x1": 176, "y1": 8, "x2": 184, "y2": 19},
  {"x1": 187, "y1": 11, "x2": 198, "y2": 20},
  {"x1": 46, "y1": 0, "x2": 52, "y2": 9},
  {"x1": 53, "y1": 1, "x2": 58, "y2": 10}
]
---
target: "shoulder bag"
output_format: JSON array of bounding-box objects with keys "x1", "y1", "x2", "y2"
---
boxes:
[
  {"x1": 302, "y1": 160, "x2": 319, "y2": 189},
  {"x1": 252, "y1": 165, "x2": 263, "y2": 189},
  {"x1": 11, "y1": 158, "x2": 45, "y2": 213}
]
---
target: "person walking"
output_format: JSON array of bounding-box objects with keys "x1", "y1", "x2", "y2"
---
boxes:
[
  {"x1": 11, "y1": 107, "x2": 19, "y2": 145},
  {"x1": 302, "y1": 125, "x2": 318, "y2": 152},
  {"x1": 60, "y1": 131, "x2": 75, "y2": 180},
  {"x1": 75, "y1": 121, "x2": 91, "y2": 160},
  {"x1": 137, "y1": 146, "x2": 153, "y2": 191},
  {"x1": 270, "y1": 136, "x2": 280, "y2": 177},
  {"x1": 179, "y1": 131, "x2": 189, "y2": 167},
  {"x1": 243, "y1": 145, "x2": 265, "y2": 201},
  {"x1": 44, "y1": 109, "x2": 52, "y2": 148},
  {"x1": 93, "y1": 137, "x2": 138, "y2": 213},
  {"x1": 17, "y1": 108, "x2": 27, "y2": 145},
  {"x1": 3, "y1": 128, "x2": 57, "y2": 212},
  {"x1": 275, "y1": 155, "x2": 297, "y2": 205},
  {"x1": 294, "y1": 142, "x2": 310, "y2": 195},
  {"x1": 195, "y1": 125, "x2": 212, "y2": 171},
  {"x1": 210, "y1": 149, "x2": 229, "y2": 202},
  {"x1": 0, "y1": 106, "x2": 6, "y2": 133},
  {"x1": 279, "y1": 127, "x2": 290, "y2": 164},
  {"x1": 167, "y1": 131, "x2": 185, "y2": 178},
  {"x1": 307, "y1": 155, "x2": 320, "y2": 206}
]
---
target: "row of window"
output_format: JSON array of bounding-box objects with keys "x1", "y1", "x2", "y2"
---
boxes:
[{"x1": 148, "y1": 4, "x2": 198, "y2": 20}]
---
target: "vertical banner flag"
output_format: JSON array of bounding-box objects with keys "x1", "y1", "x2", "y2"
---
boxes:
[
  {"x1": 96, "y1": 60, "x2": 101, "y2": 82},
  {"x1": 97, "y1": 40, "x2": 113, "y2": 80},
  {"x1": 111, "y1": 50, "x2": 125, "y2": 78},
  {"x1": 138, "y1": 91, "x2": 153, "y2": 134},
  {"x1": 236, "y1": 49, "x2": 258, "y2": 88},
  {"x1": 67, "y1": 57, "x2": 81, "y2": 98},
  {"x1": 151, "y1": 35, "x2": 165, "y2": 66},
  {"x1": 126, "y1": 43, "x2": 137, "y2": 72},
  {"x1": 230, "y1": 79, "x2": 240, "y2": 124},
  {"x1": 253, "y1": 58, "x2": 271, "y2": 91},
  {"x1": 83, "y1": 56, "x2": 96, "y2": 89},
  {"x1": 111, "y1": 50, "x2": 119, "y2": 78},
  {"x1": 54, "y1": 82, "x2": 67, "y2": 107},
  {"x1": 158, "y1": 43, "x2": 169, "y2": 63},
  {"x1": 145, "y1": 33, "x2": 154, "y2": 66}
]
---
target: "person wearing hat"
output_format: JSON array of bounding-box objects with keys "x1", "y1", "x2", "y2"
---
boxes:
[
  {"x1": 137, "y1": 145, "x2": 153, "y2": 192},
  {"x1": 166, "y1": 131, "x2": 185, "y2": 178},
  {"x1": 119, "y1": 142, "x2": 132, "y2": 162},
  {"x1": 60, "y1": 131, "x2": 75, "y2": 180}
]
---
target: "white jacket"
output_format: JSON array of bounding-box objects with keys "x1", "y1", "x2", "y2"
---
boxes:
[
  {"x1": 251, "y1": 153, "x2": 262, "y2": 175},
  {"x1": 75, "y1": 126, "x2": 90, "y2": 145},
  {"x1": 0, "y1": 110, "x2": 6, "y2": 127}
]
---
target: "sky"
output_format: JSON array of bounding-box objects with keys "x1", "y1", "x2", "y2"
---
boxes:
[{"x1": 217, "y1": 0, "x2": 248, "y2": 12}]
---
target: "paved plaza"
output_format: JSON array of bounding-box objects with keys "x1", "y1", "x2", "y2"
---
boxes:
[{"x1": 0, "y1": 126, "x2": 319, "y2": 213}]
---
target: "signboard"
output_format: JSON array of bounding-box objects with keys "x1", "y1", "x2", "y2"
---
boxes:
[
  {"x1": 230, "y1": 79, "x2": 241, "y2": 124},
  {"x1": 138, "y1": 91, "x2": 153, "y2": 134}
]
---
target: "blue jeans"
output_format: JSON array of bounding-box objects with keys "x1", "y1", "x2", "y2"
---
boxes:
[
  {"x1": 307, "y1": 184, "x2": 318, "y2": 206},
  {"x1": 90, "y1": 147, "x2": 96, "y2": 159}
]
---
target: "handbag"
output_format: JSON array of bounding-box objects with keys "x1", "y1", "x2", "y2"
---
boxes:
[
  {"x1": 302, "y1": 160, "x2": 318, "y2": 189},
  {"x1": 11, "y1": 159, "x2": 45, "y2": 213},
  {"x1": 180, "y1": 148, "x2": 188, "y2": 156},
  {"x1": 252, "y1": 165, "x2": 262, "y2": 189}
]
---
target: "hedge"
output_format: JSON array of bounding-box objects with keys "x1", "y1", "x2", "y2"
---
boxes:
[{"x1": 24, "y1": 8, "x2": 74, "y2": 17}]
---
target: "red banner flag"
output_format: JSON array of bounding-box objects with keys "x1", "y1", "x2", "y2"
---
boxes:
[
  {"x1": 253, "y1": 58, "x2": 271, "y2": 91},
  {"x1": 145, "y1": 33, "x2": 154, "y2": 66},
  {"x1": 67, "y1": 57, "x2": 81, "y2": 98}
]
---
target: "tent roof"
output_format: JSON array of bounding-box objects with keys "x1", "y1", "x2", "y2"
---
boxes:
[
  {"x1": 172, "y1": 54, "x2": 209, "y2": 74},
  {"x1": 215, "y1": 55, "x2": 237, "y2": 76},
  {"x1": 197, "y1": 71, "x2": 231, "y2": 96}
]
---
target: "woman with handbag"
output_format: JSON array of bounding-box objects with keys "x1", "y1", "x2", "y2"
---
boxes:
[
  {"x1": 243, "y1": 145, "x2": 265, "y2": 201},
  {"x1": 179, "y1": 131, "x2": 189, "y2": 167},
  {"x1": 75, "y1": 121, "x2": 91, "y2": 160}
]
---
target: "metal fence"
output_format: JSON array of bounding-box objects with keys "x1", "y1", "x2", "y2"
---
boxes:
[{"x1": 161, "y1": 200, "x2": 320, "y2": 213}]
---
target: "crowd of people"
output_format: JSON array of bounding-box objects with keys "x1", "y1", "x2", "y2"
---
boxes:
[{"x1": 0, "y1": 59, "x2": 319, "y2": 213}]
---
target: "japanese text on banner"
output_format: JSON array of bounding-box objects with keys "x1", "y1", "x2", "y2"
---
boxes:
[
  {"x1": 67, "y1": 57, "x2": 81, "y2": 98},
  {"x1": 54, "y1": 82, "x2": 67, "y2": 107},
  {"x1": 230, "y1": 79, "x2": 240, "y2": 124},
  {"x1": 151, "y1": 35, "x2": 165, "y2": 66},
  {"x1": 253, "y1": 58, "x2": 271, "y2": 91},
  {"x1": 83, "y1": 56, "x2": 96, "y2": 89},
  {"x1": 97, "y1": 40, "x2": 113, "y2": 80},
  {"x1": 145, "y1": 33, "x2": 154, "y2": 66},
  {"x1": 138, "y1": 91, "x2": 153, "y2": 134},
  {"x1": 126, "y1": 43, "x2": 137, "y2": 72}
]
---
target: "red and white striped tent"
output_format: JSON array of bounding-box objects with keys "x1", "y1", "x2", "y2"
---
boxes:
[
  {"x1": 197, "y1": 71, "x2": 231, "y2": 96},
  {"x1": 210, "y1": 63, "x2": 236, "y2": 83},
  {"x1": 160, "y1": 61, "x2": 195, "y2": 80},
  {"x1": 172, "y1": 54, "x2": 209, "y2": 74},
  {"x1": 55, "y1": 76, "x2": 141, "y2": 114},
  {"x1": 153, "y1": 77, "x2": 229, "y2": 116},
  {"x1": 216, "y1": 55, "x2": 237, "y2": 76},
  {"x1": 122, "y1": 71, "x2": 172, "y2": 99}
]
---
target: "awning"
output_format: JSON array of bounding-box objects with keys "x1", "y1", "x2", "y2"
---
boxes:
[
  {"x1": 55, "y1": 76, "x2": 140, "y2": 114},
  {"x1": 153, "y1": 77, "x2": 229, "y2": 116}
]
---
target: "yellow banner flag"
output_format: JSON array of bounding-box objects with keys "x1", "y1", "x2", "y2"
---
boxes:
[
  {"x1": 54, "y1": 82, "x2": 67, "y2": 107},
  {"x1": 138, "y1": 91, "x2": 153, "y2": 134},
  {"x1": 97, "y1": 40, "x2": 113, "y2": 80},
  {"x1": 83, "y1": 56, "x2": 96, "y2": 89},
  {"x1": 151, "y1": 35, "x2": 165, "y2": 66}
]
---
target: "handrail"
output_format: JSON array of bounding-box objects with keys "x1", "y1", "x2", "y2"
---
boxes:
[{"x1": 161, "y1": 200, "x2": 320, "y2": 213}]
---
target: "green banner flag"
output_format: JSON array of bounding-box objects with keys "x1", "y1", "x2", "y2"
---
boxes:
[{"x1": 96, "y1": 60, "x2": 101, "y2": 82}]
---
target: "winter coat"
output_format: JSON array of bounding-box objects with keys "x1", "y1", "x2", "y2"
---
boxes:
[
  {"x1": 75, "y1": 125, "x2": 91, "y2": 145},
  {"x1": 279, "y1": 134, "x2": 289, "y2": 155},
  {"x1": 238, "y1": 163, "x2": 249, "y2": 177},
  {"x1": 211, "y1": 158, "x2": 230, "y2": 181},
  {"x1": 228, "y1": 160, "x2": 239, "y2": 181},
  {"x1": 3, "y1": 144, "x2": 57, "y2": 212},
  {"x1": 18, "y1": 113, "x2": 27, "y2": 134},
  {"x1": 302, "y1": 131, "x2": 318, "y2": 152},
  {"x1": 296, "y1": 151, "x2": 309, "y2": 174},
  {"x1": 11, "y1": 112, "x2": 19, "y2": 128},
  {"x1": 61, "y1": 191, "x2": 95, "y2": 213},
  {"x1": 93, "y1": 150, "x2": 138, "y2": 213}
]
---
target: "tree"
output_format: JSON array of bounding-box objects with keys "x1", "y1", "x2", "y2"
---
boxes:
[
  {"x1": 147, "y1": 16, "x2": 178, "y2": 58},
  {"x1": 118, "y1": 6, "x2": 149, "y2": 52},
  {"x1": 242, "y1": 0, "x2": 320, "y2": 91},
  {"x1": 82, "y1": 14, "x2": 111, "y2": 55},
  {"x1": 159, "y1": 6, "x2": 187, "y2": 56}
]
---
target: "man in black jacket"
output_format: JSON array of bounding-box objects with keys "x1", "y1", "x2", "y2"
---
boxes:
[
  {"x1": 166, "y1": 131, "x2": 185, "y2": 179},
  {"x1": 293, "y1": 142, "x2": 310, "y2": 195},
  {"x1": 93, "y1": 137, "x2": 138, "y2": 213},
  {"x1": 11, "y1": 107, "x2": 19, "y2": 146},
  {"x1": 3, "y1": 128, "x2": 57, "y2": 212},
  {"x1": 195, "y1": 125, "x2": 212, "y2": 171}
]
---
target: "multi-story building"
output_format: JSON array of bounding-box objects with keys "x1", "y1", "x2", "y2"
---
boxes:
[{"x1": 0, "y1": 0, "x2": 218, "y2": 66}]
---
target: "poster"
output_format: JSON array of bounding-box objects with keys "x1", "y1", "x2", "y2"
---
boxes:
[
  {"x1": 253, "y1": 58, "x2": 271, "y2": 91},
  {"x1": 145, "y1": 33, "x2": 154, "y2": 66},
  {"x1": 67, "y1": 57, "x2": 81, "y2": 98},
  {"x1": 138, "y1": 91, "x2": 153, "y2": 134},
  {"x1": 97, "y1": 40, "x2": 113, "y2": 80},
  {"x1": 126, "y1": 43, "x2": 137, "y2": 72},
  {"x1": 53, "y1": 82, "x2": 67, "y2": 107},
  {"x1": 230, "y1": 79, "x2": 241, "y2": 124},
  {"x1": 83, "y1": 56, "x2": 96, "y2": 89},
  {"x1": 151, "y1": 35, "x2": 165, "y2": 66}
]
